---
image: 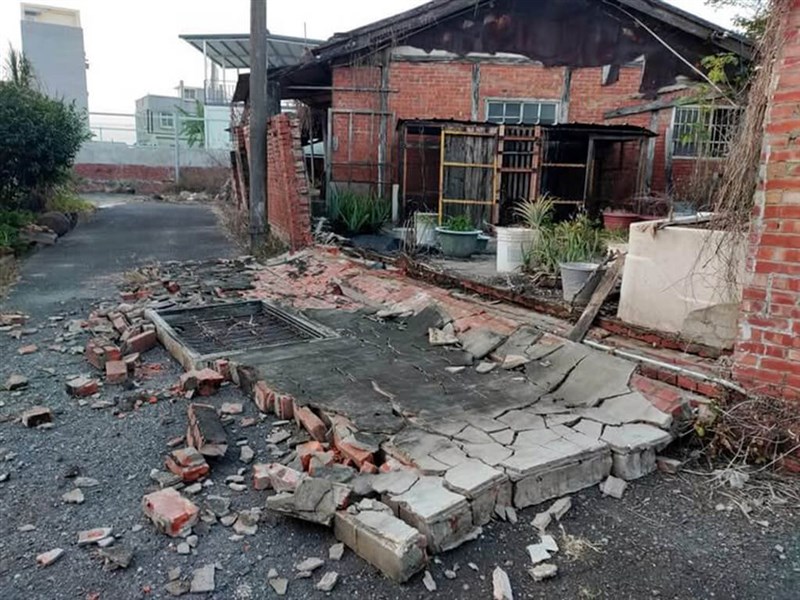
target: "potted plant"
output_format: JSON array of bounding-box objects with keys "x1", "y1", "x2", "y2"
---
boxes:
[
  {"x1": 497, "y1": 195, "x2": 555, "y2": 273},
  {"x1": 530, "y1": 214, "x2": 608, "y2": 303},
  {"x1": 436, "y1": 215, "x2": 481, "y2": 258}
]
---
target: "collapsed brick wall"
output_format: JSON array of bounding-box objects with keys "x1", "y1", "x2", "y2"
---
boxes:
[
  {"x1": 266, "y1": 115, "x2": 313, "y2": 250},
  {"x1": 733, "y1": 1, "x2": 800, "y2": 401},
  {"x1": 330, "y1": 60, "x2": 703, "y2": 195}
]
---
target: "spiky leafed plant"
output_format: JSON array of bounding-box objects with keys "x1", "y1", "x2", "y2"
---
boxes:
[
  {"x1": 178, "y1": 101, "x2": 205, "y2": 147},
  {"x1": 4, "y1": 46, "x2": 35, "y2": 89}
]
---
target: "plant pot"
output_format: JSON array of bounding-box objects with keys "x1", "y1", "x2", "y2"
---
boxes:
[
  {"x1": 436, "y1": 227, "x2": 481, "y2": 258},
  {"x1": 560, "y1": 262, "x2": 605, "y2": 304},
  {"x1": 476, "y1": 234, "x2": 491, "y2": 254},
  {"x1": 496, "y1": 226, "x2": 537, "y2": 273},
  {"x1": 603, "y1": 211, "x2": 641, "y2": 232},
  {"x1": 414, "y1": 212, "x2": 438, "y2": 247}
]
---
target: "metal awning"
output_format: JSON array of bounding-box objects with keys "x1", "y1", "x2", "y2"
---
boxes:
[{"x1": 180, "y1": 33, "x2": 322, "y2": 70}]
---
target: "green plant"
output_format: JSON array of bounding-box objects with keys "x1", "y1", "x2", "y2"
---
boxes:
[
  {"x1": 529, "y1": 214, "x2": 607, "y2": 274},
  {"x1": 0, "y1": 78, "x2": 90, "y2": 207},
  {"x1": 514, "y1": 194, "x2": 555, "y2": 230},
  {"x1": 178, "y1": 101, "x2": 205, "y2": 148},
  {"x1": 331, "y1": 190, "x2": 390, "y2": 235},
  {"x1": 46, "y1": 187, "x2": 95, "y2": 214},
  {"x1": 441, "y1": 214, "x2": 475, "y2": 232},
  {"x1": 4, "y1": 45, "x2": 35, "y2": 89},
  {"x1": 0, "y1": 209, "x2": 35, "y2": 251}
]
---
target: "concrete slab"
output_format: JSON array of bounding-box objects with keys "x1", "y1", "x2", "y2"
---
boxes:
[
  {"x1": 383, "y1": 429, "x2": 457, "y2": 476},
  {"x1": 494, "y1": 326, "x2": 542, "y2": 359},
  {"x1": 461, "y1": 442, "x2": 514, "y2": 467},
  {"x1": 458, "y1": 328, "x2": 507, "y2": 360},
  {"x1": 579, "y1": 392, "x2": 673, "y2": 429},
  {"x1": 443, "y1": 460, "x2": 510, "y2": 527},
  {"x1": 543, "y1": 351, "x2": 636, "y2": 408},
  {"x1": 601, "y1": 424, "x2": 674, "y2": 481},
  {"x1": 497, "y1": 409, "x2": 547, "y2": 432}
]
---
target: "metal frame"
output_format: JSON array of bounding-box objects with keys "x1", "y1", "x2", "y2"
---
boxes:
[
  {"x1": 484, "y1": 98, "x2": 561, "y2": 126},
  {"x1": 438, "y1": 129, "x2": 499, "y2": 224}
]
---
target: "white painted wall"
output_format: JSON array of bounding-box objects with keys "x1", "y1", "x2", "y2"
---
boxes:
[
  {"x1": 76, "y1": 141, "x2": 229, "y2": 168},
  {"x1": 204, "y1": 105, "x2": 232, "y2": 150}
]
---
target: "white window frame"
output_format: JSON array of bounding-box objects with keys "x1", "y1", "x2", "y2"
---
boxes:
[
  {"x1": 671, "y1": 105, "x2": 741, "y2": 159},
  {"x1": 485, "y1": 98, "x2": 560, "y2": 125},
  {"x1": 159, "y1": 112, "x2": 175, "y2": 130}
]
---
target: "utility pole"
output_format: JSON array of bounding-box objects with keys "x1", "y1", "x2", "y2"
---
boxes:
[{"x1": 249, "y1": 0, "x2": 268, "y2": 252}]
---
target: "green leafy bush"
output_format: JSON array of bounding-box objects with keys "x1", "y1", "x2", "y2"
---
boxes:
[
  {"x1": 0, "y1": 82, "x2": 90, "y2": 207},
  {"x1": 514, "y1": 194, "x2": 556, "y2": 230},
  {"x1": 441, "y1": 214, "x2": 476, "y2": 232},
  {"x1": 529, "y1": 214, "x2": 607, "y2": 274},
  {"x1": 331, "y1": 190, "x2": 390, "y2": 235},
  {"x1": 0, "y1": 209, "x2": 35, "y2": 250},
  {"x1": 46, "y1": 187, "x2": 95, "y2": 214}
]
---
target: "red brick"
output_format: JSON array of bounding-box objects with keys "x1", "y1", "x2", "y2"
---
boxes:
[
  {"x1": 294, "y1": 405, "x2": 328, "y2": 442},
  {"x1": 253, "y1": 381, "x2": 276, "y2": 413},
  {"x1": 142, "y1": 488, "x2": 199, "y2": 537},
  {"x1": 65, "y1": 376, "x2": 99, "y2": 397},
  {"x1": 297, "y1": 441, "x2": 326, "y2": 471},
  {"x1": 165, "y1": 447, "x2": 210, "y2": 483},
  {"x1": 105, "y1": 360, "x2": 128, "y2": 384},
  {"x1": 275, "y1": 394, "x2": 294, "y2": 419},
  {"x1": 124, "y1": 330, "x2": 158, "y2": 355}
]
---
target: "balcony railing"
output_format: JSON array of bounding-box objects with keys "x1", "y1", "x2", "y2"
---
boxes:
[{"x1": 204, "y1": 81, "x2": 236, "y2": 106}]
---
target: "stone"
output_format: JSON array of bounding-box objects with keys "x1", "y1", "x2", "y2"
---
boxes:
[
  {"x1": 190, "y1": 564, "x2": 215, "y2": 593},
  {"x1": 295, "y1": 557, "x2": 325, "y2": 572},
  {"x1": 600, "y1": 475, "x2": 628, "y2": 499},
  {"x1": 164, "y1": 580, "x2": 190, "y2": 596},
  {"x1": 423, "y1": 570, "x2": 437, "y2": 592},
  {"x1": 429, "y1": 324, "x2": 459, "y2": 346},
  {"x1": 187, "y1": 535, "x2": 198, "y2": 548},
  {"x1": 540, "y1": 534, "x2": 559, "y2": 553},
  {"x1": 385, "y1": 476, "x2": 476, "y2": 553},
  {"x1": 177, "y1": 542, "x2": 191, "y2": 555},
  {"x1": 329, "y1": 543, "x2": 345, "y2": 561},
  {"x1": 36, "y1": 548, "x2": 64, "y2": 567},
  {"x1": 492, "y1": 567, "x2": 513, "y2": 600},
  {"x1": 548, "y1": 497, "x2": 572, "y2": 521},
  {"x1": 21, "y1": 406, "x2": 53, "y2": 428},
  {"x1": 443, "y1": 460, "x2": 510, "y2": 527},
  {"x1": 78, "y1": 527, "x2": 113, "y2": 546},
  {"x1": 184, "y1": 483, "x2": 202, "y2": 495},
  {"x1": 530, "y1": 563, "x2": 558, "y2": 582},
  {"x1": 239, "y1": 445, "x2": 255, "y2": 464},
  {"x1": 476, "y1": 361, "x2": 498, "y2": 374},
  {"x1": 656, "y1": 456, "x2": 682, "y2": 474},
  {"x1": 4, "y1": 374, "x2": 28, "y2": 391},
  {"x1": 220, "y1": 402, "x2": 243, "y2": 415},
  {"x1": 74, "y1": 477, "x2": 100, "y2": 488},
  {"x1": 316, "y1": 571, "x2": 339, "y2": 592},
  {"x1": 98, "y1": 545, "x2": 133, "y2": 570},
  {"x1": 334, "y1": 499, "x2": 427, "y2": 583},
  {"x1": 532, "y1": 511, "x2": 552, "y2": 533},
  {"x1": 62, "y1": 488, "x2": 85, "y2": 504},
  {"x1": 97, "y1": 537, "x2": 115, "y2": 548},
  {"x1": 18, "y1": 344, "x2": 38, "y2": 355},
  {"x1": 266, "y1": 477, "x2": 347, "y2": 526},
  {"x1": 269, "y1": 578, "x2": 288, "y2": 595},
  {"x1": 459, "y1": 328, "x2": 507, "y2": 360},
  {"x1": 506, "y1": 507, "x2": 518, "y2": 524},
  {"x1": 18, "y1": 524, "x2": 36, "y2": 532},
  {"x1": 527, "y1": 543, "x2": 552, "y2": 565},
  {"x1": 445, "y1": 569, "x2": 457, "y2": 579},
  {"x1": 150, "y1": 469, "x2": 182, "y2": 489},
  {"x1": 142, "y1": 488, "x2": 199, "y2": 537},
  {"x1": 233, "y1": 511, "x2": 259, "y2": 536}
]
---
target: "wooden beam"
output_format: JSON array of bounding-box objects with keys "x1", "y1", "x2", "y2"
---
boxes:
[
  {"x1": 567, "y1": 255, "x2": 627, "y2": 343},
  {"x1": 604, "y1": 98, "x2": 678, "y2": 119}
]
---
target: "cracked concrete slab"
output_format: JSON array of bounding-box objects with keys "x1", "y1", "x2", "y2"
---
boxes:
[
  {"x1": 497, "y1": 409, "x2": 547, "y2": 432},
  {"x1": 577, "y1": 393, "x2": 673, "y2": 429},
  {"x1": 542, "y1": 351, "x2": 637, "y2": 408},
  {"x1": 458, "y1": 328, "x2": 508, "y2": 360},
  {"x1": 494, "y1": 326, "x2": 542, "y2": 359},
  {"x1": 461, "y1": 442, "x2": 514, "y2": 466}
]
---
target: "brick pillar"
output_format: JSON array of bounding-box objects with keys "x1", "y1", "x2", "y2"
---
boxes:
[{"x1": 733, "y1": 1, "x2": 800, "y2": 401}]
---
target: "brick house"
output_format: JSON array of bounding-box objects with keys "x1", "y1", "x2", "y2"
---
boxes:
[{"x1": 273, "y1": 0, "x2": 752, "y2": 222}]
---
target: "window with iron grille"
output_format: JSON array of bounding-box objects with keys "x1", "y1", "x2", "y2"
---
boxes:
[
  {"x1": 486, "y1": 100, "x2": 559, "y2": 125},
  {"x1": 159, "y1": 112, "x2": 175, "y2": 130},
  {"x1": 672, "y1": 105, "x2": 741, "y2": 158}
]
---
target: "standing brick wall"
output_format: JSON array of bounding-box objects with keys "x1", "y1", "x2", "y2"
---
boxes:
[
  {"x1": 733, "y1": 1, "x2": 800, "y2": 401},
  {"x1": 266, "y1": 115, "x2": 313, "y2": 250}
]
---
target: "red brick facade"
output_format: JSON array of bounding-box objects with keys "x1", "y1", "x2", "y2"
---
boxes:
[
  {"x1": 734, "y1": 0, "x2": 800, "y2": 401},
  {"x1": 330, "y1": 59, "x2": 702, "y2": 194}
]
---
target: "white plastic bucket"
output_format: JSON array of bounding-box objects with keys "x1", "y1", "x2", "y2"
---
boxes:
[
  {"x1": 496, "y1": 227, "x2": 537, "y2": 273},
  {"x1": 560, "y1": 262, "x2": 603, "y2": 303},
  {"x1": 414, "y1": 213, "x2": 438, "y2": 247}
]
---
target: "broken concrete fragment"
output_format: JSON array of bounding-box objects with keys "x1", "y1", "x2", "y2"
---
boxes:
[
  {"x1": 459, "y1": 328, "x2": 507, "y2": 360},
  {"x1": 429, "y1": 323, "x2": 459, "y2": 346},
  {"x1": 186, "y1": 403, "x2": 228, "y2": 458},
  {"x1": 529, "y1": 563, "x2": 558, "y2": 582},
  {"x1": 233, "y1": 510, "x2": 260, "y2": 536},
  {"x1": 21, "y1": 406, "x2": 53, "y2": 428},
  {"x1": 532, "y1": 511, "x2": 552, "y2": 533},
  {"x1": 601, "y1": 424, "x2": 673, "y2": 481},
  {"x1": 205, "y1": 495, "x2": 231, "y2": 517},
  {"x1": 492, "y1": 567, "x2": 514, "y2": 600},
  {"x1": 316, "y1": 571, "x2": 339, "y2": 592},
  {"x1": 220, "y1": 402, "x2": 243, "y2": 415},
  {"x1": 527, "y1": 543, "x2": 552, "y2": 565},
  {"x1": 476, "y1": 361, "x2": 498, "y2": 374},
  {"x1": 190, "y1": 564, "x2": 215, "y2": 594},
  {"x1": 36, "y1": 548, "x2": 64, "y2": 567},
  {"x1": 4, "y1": 374, "x2": 28, "y2": 391},
  {"x1": 74, "y1": 477, "x2": 100, "y2": 488},
  {"x1": 269, "y1": 578, "x2": 288, "y2": 596},
  {"x1": 62, "y1": 488, "x2": 85, "y2": 504},
  {"x1": 334, "y1": 499, "x2": 427, "y2": 583},
  {"x1": 600, "y1": 475, "x2": 628, "y2": 499},
  {"x1": 423, "y1": 570, "x2": 437, "y2": 591},
  {"x1": 164, "y1": 580, "x2": 190, "y2": 597},
  {"x1": 142, "y1": 488, "x2": 199, "y2": 537},
  {"x1": 656, "y1": 456, "x2": 682, "y2": 474},
  {"x1": 443, "y1": 460, "x2": 510, "y2": 527},
  {"x1": 329, "y1": 543, "x2": 345, "y2": 561},
  {"x1": 502, "y1": 355, "x2": 529, "y2": 370},
  {"x1": 165, "y1": 447, "x2": 210, "y2": 483},
  {"x1": 548, "y1": 497, "x2": 572, "y2": 521},
  {"x1": 239, "y1": 445, "x2": 255, "y2": 464},
  {"x1": 78, "y1": 527, "x2": 113, "y2": 546},
  {"x1": 266, "y1": 477, "x2": 348, "y2": 526},
  {"x1": 98, "y1": 545, "x2": 134, "y2": 570},
  {"x1": 150, "y1": 469, "x2": 182, "y2": 489},
  {"x1": 295, "y1": 557, "x2": 325, "y2": 572}
]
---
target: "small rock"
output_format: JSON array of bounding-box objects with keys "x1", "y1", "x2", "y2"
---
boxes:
[
  {"x1": 656, "y1": 456, "x2": 681, "y2": 474},
  {"x1": 74, "y1": 477, "x2": 100, "y2": 488},
  {"x1": 233, "y1": 510, "x2": 259, "y2": 536},
  {"x1": 190, "y1": 564, "x2": 215, "y2": 593},
  {"x1": 529, "y1": 563, "x2": 558, "y2": 582},
  {"x1": 527, "y1": 543, "x2": 551, "y2": 565},
  {"x1": 21, "y1": 406, "x2": 53, "y2": 428},
  {"x1": 228, "y1": 483, "x2": 247, "y2": 492},
  {"x1": 165, "y1": 580, "x2": 190, "y2": 597},
  {"x1": 177, "y1": 542, "x2": 191, "y2": 555},
  {"x1": 532, "y1": 511, "x2": 552, "y2": 533},
  {"x1": 540, "y1": 534, "x2": 559, "y2": 553},
  {"x1": 548, "y1": 496, "x2": 572, "y2": 521},
  {"x1": 445, "y1": 569, "x2": 457, "y2": 579},
  {"x1": 78, "y1": 527, "x2": 113, "y2": 546},
  {"x1": 239, "y1": 446, "x2": 255, "y2": 464},
  {"x1": 506, "y1": 506, "x2": 518, "y2": 524},
  {"x1": 220, "y1": 515, "x2": 237, "y2": 527},
  {"x1": 97, "y1": 537, "x2": 115, "y2": 548},
  {"x1": 206, "y1": 496, "x2": 231, "y2": 517},
  {"x1": 295, "y1": 557, "x2": 324, "y2": 572},
  {"x1": 492, "y1": 567, "x2": 513, "y2": 600},
  {"x1": 476, "y1": 362, "x2": 497, "y2": 374},
  {"x1": 98, "y1": 545, "x2": 134, "y2": 570},
  {"x1": 445, "y1": 366, "x2": 466, "y2": 374},
  {"x1": 600, "y1": 476, "x2": 628, "y2": 499},
  {"x1": 267, "y1": 568, "x2": 279, "y2": 579},
  {"x1": 220, "y1": 402, "x2": 243, "y2": 415},
  {"x1": 18, "y1": 524, "x2": 36, "y2": 532},
  {"x1": 423, "y1": 570, "x2": 437, "y2": 592},
  {"x1": 269, "y1": 578, "x2": 288, "y2": 596},
  {"x1": 184, "y1": 483, "x2": 203, "y2": 495},
  {"x1": 36, "y1": 548, "x2": 64, "y2": 567},
  {"x1": 62, "y1": 488, "x2": 85, "y2": 504},
  {"x1": 468, "y1": 563, "x2": 479, "y2": 572},
  {"x1": 18, "y1": 344, "x2": 38, "y2": 355},
  {"x1": 168, "y1": 567, "x2": 182, "y2": 581},
  {"x1": 316, "y1": 571, "x2": 339, "y2": 592},
  {"x1": 329, "y1": 543, "x2": 345, "y2": 561}
]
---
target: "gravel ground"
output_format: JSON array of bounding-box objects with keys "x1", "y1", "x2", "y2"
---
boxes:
[{"x1": 0, "y1": 197, "x2": 798, "y2": 599}]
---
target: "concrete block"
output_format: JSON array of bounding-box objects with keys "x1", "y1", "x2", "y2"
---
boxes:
[
  {"x1": 443, "y1": 460, "x2": 509, "y2": 527},
  {"x1": 333, "y1": 500, "x2": 427, "y2": 583},
  {"x1": 601, "y1": 424, "x2": 673, "y2": 481},
  {"x1": 512, "y1": 451, "x2": 612, "y2": 509}
]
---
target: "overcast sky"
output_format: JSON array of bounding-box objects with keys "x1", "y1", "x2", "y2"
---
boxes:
[{"x1": 0, "y1": 0, "x2": 736, "y2": 115}]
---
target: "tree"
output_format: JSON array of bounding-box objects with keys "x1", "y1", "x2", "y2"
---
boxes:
[
  {"x1": 0, "y1": 80, "x2": 90, "y2": 207},
  {"x1": 178, "y1": 101, "x2": 205, "y2": 148},
  {"x1": 706, "y1": 0, "x2": 769, "y2": 39},
  {"x1": 3, "y1": 45, "x2": 35, "y2": 89}
]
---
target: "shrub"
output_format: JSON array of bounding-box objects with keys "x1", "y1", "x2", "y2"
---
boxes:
[
  {"x1": 441, "y1": 214, "x2": 475, "y2": 232},
  {"x1": 529, "y1": 214, "x2": 607, "y2": 274},
  {"x1": 331, "y1": 190, "x2": 390, "y2": 235},
  {"x1": 46, "y1": 187, "x2": 95, "y2": 214},
  {"x1": 0, "y1": 209, "x2": 35, "y2": 251},
  {"x1": 513, "y1": 194, "x2": 556, "y2": 230},
  {"x1": 0, "y1": 82, "x2": 90, "y2": 207}
]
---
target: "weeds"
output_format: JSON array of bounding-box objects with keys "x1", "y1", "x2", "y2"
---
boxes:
[
  {"x1": 0, "y1": 209, "x2": 35, "y2": 252},
  {"x1": 513, "y1": 194, "x2": 555, "y2": 230},
  {"x1": 441, "y1": 214, "x2": 476, "y2": 232},
  {"x1": 46, "y1": 187, "x2": 95, "y2": 214},
  {"x1": 330, "y1": 190, "x2": 390, "y2": 235},
  {"x1": 528, "y1": 213, "x2": 607, "y2": 274}
]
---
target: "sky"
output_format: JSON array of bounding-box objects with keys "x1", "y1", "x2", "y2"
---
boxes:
[{"x1": 0, "y1": 0, "x2": 737, "y2": 115}]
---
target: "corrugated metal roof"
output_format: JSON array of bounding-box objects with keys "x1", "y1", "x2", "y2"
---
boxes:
[{"x1": 180, "y1": 33, "x2": 322, "y2": 70}]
